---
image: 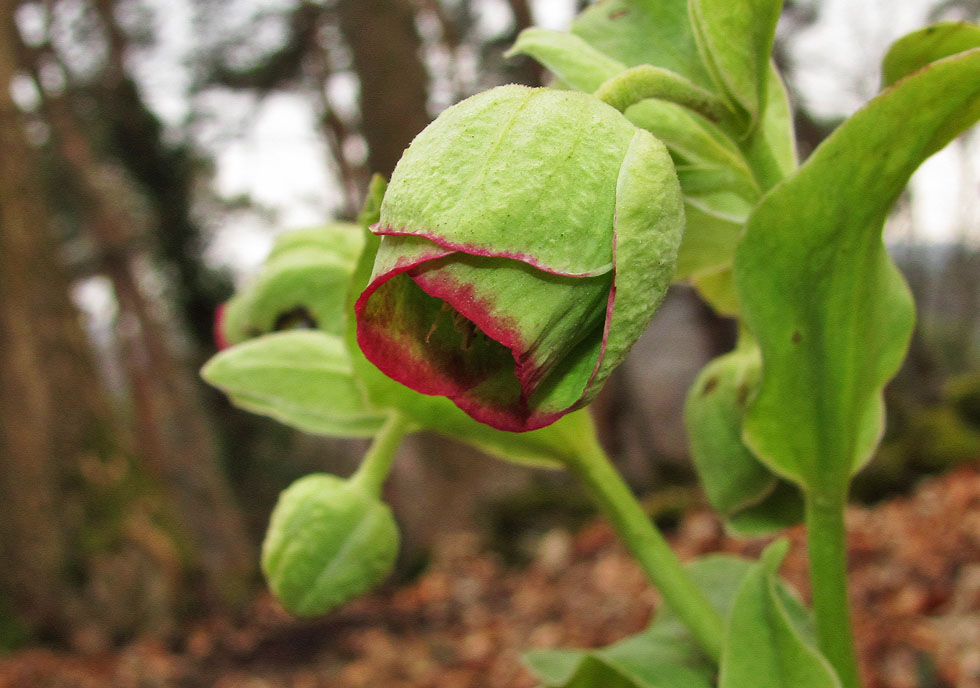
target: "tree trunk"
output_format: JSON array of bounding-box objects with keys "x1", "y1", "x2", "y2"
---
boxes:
[
  {"x1": 0, "y1": 87, "x2": 70, "y2": 639},
  {"x1": 337, "y1": 0, "x2": 431, "y2": 179},
  {"x1": 0, "y1": 3, "x2": 116, "y2": 638}
]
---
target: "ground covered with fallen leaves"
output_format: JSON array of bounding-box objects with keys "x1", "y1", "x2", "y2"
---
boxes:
[{"x1": 2, "y1": 465, "x2": 978, "y2": 688}]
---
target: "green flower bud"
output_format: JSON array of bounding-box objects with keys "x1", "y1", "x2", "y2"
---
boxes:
[
  {"x1": 356, "y1": 85, "x2": 684, "y2": 432},
  {"x1": 220, "y1": 223, "x2": 364, "y2": 347},
  {"x1": 261, "y1": 474, "x2": 399, "y2": 617}
]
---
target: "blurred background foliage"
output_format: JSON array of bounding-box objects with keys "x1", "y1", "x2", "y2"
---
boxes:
[{"x1": 0, "y1": 0, "x2": 978, "y2": 653}]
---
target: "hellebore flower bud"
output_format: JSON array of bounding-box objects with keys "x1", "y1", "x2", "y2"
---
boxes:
[
  {"x1": 219, "y1": 224, "x2": 365, "y2": 347},
  {"x1": 262, "y1": 473, "x2": 398, "y2": 616},
  {"x1": 356, "y1": 85, "x2": 684, "y2": 432}
]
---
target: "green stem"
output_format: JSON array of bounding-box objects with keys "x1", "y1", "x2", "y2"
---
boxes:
[
  {"x1": 564, "y1": 426, "x2": 724, "y2": 662},
  {"x1": 594, "y1": 64, "x2": 732, "y2": 123},
  {"x1": 805, "y1": 490, "x2": 861, "y2": 688},
  {"x1": 350, "y1": 413, "x2": 413, "y2": 496}
]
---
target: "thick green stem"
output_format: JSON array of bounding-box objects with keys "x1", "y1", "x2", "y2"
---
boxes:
[
  {"x1": 805, "y1": 490, "x2": 861, "y2": 688},
  {"x1": 564, "y1": 427, "x2": 724, "y2": 662},
  {"x1": 350, "y1": 413, "x2": 413, "y2": 496}
]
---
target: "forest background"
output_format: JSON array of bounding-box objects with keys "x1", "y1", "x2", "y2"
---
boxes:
[{"x1": 0, "y1": 0, "x2": 979, "y2": 668}]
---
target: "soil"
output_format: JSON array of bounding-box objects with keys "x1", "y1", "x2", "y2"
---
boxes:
[{"x1": 1, "y1": 464, "x2": 978, "y2": 688}]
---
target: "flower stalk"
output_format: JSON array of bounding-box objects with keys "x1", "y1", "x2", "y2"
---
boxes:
[
  {"x1": 563, "y1": 420, "x2": 724, "y2": 662},
  {"x1": 806, "y1": 490, "x2": 861, "y2": 688},
  {"x1": 350, "y1": 412, "x2": 414, "y2": 496}
]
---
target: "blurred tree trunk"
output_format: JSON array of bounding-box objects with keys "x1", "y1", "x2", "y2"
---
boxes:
[
  {"x1": 0, "y1": 23, "x2": 70, "y2": 636},
  {"x1": 65, "y1": 0, "x2": 256, "y2": 603},
  {"x1": 337, "y1": 0, "x2": 431, "y2": 178},
  {"x1": 0, "y1": 3, "x2": 121, "y2": 638},
  {"x1": 28, "y1": 67, "x2": 256, "y2": 614}
]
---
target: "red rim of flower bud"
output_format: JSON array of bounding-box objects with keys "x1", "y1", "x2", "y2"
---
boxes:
[{"x1": 355, "y1": 233, "x2": 580, "y2": 432}]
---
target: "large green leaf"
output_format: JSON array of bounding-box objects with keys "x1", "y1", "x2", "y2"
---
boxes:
[
  {"x1": 688, "y1": 0, "x2": 784, "y2": 131},
  {"x1": 734, "y1": 48, "x2": 980, "y2": 494},
  {"x1": 201, "y1": 330, "x2": 386, "y2": 438},
  {"x1": 720, "y1": 541, "x2": 840, "y2": 688},
  {"x1": 571, "y1": 0, "x2": 714, "y2": 90},
  {"x1": 879, "y1": 23, "x2": 980, "y2": 148}
]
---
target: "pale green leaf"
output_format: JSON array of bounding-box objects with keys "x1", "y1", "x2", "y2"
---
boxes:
[
  {"x1": 689, "y1": 0, "x2": 784, "y2": 130},
  {"x1": 692, "y1": 267, "x2": 740, "y2": 317},
  {"x1": 720, "y1": 540, "x2": 841, "y2": 688},
  {"x1": 673, "y1": 203, "x2": 743, "y2": 282},
  {"x1": 684, "y1": 343, "x2": 806, "y2": 535},
  {"x1": 743, "y1": 63, "x2": 798, "y2": 191},
  {"x1": 625, "y1": 99, "x2": 759, "y2": 201},
  {"x1": 506, "y1": 28, "x2": 626, "y2": 92},
  {"x1": 202, "y1": 330, "x2": 385, "y2": 437},
  {"x1": 675, "y1": 164, "x2": 758, "y2": 199},
  {"x1": 725, "y1": 481, "x2": 804, "y2": 537},
  {"x1": 684, "y1": 346, "x2": 775, "y2": 514},
  {"x1": 684, "y1": 192, "x2": 754, "y2": 224},
  {"x1": 735, "y1": 48, "x2": 980, "y2": 493}
]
